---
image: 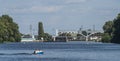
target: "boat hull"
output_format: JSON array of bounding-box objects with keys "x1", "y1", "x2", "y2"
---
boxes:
[{"x1": 34, "y1": 50, "x2": 44, "y2": 54}]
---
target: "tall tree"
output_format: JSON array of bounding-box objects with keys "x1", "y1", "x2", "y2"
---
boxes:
[
  {"x1": 38, "y1": 22, "x2": 44, "y2": 40},
  {"x1": 0, "y1": 15, "x2": 21, "y2": 43},
  {"x1": 111, "y1": 13, "x2": 120, "y2": 43},
  {"x1": 102, "y1": 21, "x2": 114, "y2": 42},
  {"x1": 103, "y1": 21, "x2": 114, "y2": 36}
]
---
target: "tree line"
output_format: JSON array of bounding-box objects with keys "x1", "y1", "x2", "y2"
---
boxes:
[
  {"x1": 0, "y1": 14, "x2": 120, "y2": 43},
  {"x1": 102, "y1": 13, "x2": 120, "y2": 43},
  {"x1": 0, "y1": 15, "x2": 21, "y2": 43},
  {"x1": 0, "y1": 15, "x2": 52, "y2": 43}
]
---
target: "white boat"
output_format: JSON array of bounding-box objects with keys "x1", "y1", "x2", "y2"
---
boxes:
[{"x1": 33, "y1": 50, "x2": 44, "y2": 54}]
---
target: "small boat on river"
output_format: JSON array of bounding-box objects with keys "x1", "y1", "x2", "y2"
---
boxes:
[{"x1": 33, "y1": 50, "x2": 44, "y2": 54}]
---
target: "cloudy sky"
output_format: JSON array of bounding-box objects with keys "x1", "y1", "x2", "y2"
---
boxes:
[{"x1": 0, "y1": 0, "x2": 120, "y2": 35}]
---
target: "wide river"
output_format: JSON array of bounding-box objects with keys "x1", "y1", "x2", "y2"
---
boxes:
[{"x1": 0, "y1": 41, "x2": 120, "y2": 61}]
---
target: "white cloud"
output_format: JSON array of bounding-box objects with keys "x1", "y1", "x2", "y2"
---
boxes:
[
  {"x1": 30, "y1": 6, "x2": 62, "y2": 13},
  {"x1": 13, "y1": 5, "x2": 63, "y2": 13},
  {"x1": 65, "y1": 0, "x2": 87, "y2": 4}
]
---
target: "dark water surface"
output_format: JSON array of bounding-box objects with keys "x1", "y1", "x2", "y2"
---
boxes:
[{"x1": 0, "y1": 41, "x2": 120, "y2": 61}]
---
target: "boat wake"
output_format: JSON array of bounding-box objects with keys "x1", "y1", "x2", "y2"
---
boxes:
[{"x1": 0, "y1": 53, "x2": 34, "y2": 55}]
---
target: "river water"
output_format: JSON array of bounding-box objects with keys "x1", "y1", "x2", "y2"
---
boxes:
[{"x1": 0, "y1": 41, "x2": 120, "y2": 61}]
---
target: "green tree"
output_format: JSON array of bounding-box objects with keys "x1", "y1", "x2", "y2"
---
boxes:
[
  {"x1": 0, "y1": 15, "x2": 21, "y2": 43},
  {"x1": 102, "y1": 21, "x2": 114, "y2": 42},
  {"x1": 103, "y1": 21, "x2": 114, "y2": 36},
  {"x1": 82, "y1": 31, "x2": 87, "y2": 36},
  {"x1": 38, "y1": 22, "x2": 44, "y2": 40},
  {"x1": 44, "y1": 33, "x2": 53, "y2": 41},
  {"x1": 101, "y1": 33, "x2": 111, "y2": 43},
  {"x1": 111, "y1": 13, "x2": 120, "y2": 43}
]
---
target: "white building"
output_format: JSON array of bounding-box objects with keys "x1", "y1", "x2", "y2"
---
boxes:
[{"x1": 21, "y1": 35, "x2": 35, "y2": 42}]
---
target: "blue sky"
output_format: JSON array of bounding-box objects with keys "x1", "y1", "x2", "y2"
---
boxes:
[{"x1": 0, "y1": 0, "x2": 120, "y2": 35}]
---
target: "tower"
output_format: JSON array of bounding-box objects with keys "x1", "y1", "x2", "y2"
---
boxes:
[
  {"x1": 93, "y1": 25, "x2": 95, "y2": 31},
  {"x1": 56, "y1": 29, "x2": 59, "y2": 36},
  {"x1": 30, "y1": 24, "x2": 32, "y2": 35}
]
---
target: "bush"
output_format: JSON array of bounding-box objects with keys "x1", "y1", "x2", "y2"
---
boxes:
[{"x1": 101, "y1": 33, "x2": 111, "y2": 43}]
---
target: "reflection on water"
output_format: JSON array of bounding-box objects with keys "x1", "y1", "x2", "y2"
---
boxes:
[{"x1": 0, "y1": 41, "x2": 120, "y2": 61}]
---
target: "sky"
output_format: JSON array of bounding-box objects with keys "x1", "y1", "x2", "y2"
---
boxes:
[{"x1": 0, "y1": 0, "x2": 120, "y2": 35}]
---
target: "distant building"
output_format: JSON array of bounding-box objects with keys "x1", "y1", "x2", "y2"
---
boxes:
[
  {"x1": 57, "y1": 30, "x2": 78, "y2": 41},
  {"x1": 54, "y1": 36, "x2": 68, "y2": 42},
  {"x1": 89, "y1": 32, "x2": 102, "y2": 42},
  {"x1": 54, "y1": 29, "x2": 103, "y2": 41},
  {"x1": 21, "y1": 35, "x2": 35, "y2": 42}
]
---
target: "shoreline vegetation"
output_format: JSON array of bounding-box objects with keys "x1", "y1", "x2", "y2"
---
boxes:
[
  {"x1": 0, "y1": 13, "x2": 120, "y2": 44},
  {"x1": 102, "y1": 13, "x2": 120, "y2": 44},
  {"x1": 0, "y1": 15, "x2": 21, "y2": 43}
]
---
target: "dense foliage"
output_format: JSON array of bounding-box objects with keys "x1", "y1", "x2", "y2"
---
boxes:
[
  {"x1": 102, "y1": 21, "x2": 114, "y2": 42},
  {"x1": 111, "y1": 13, "x2": 120, "y2": 43},
  {"x1": 0, "y1": 15, "x2": 21, "y2": 43},
  {"x1": 38, "y1": 22, "x2": 44, "y2": 40},
  {"x1": 101, "y1": 33, "x2": 111, "y2": 43},
  {"x1": 103, "y1": 21, "x2": 114, "y2": 36},
  {"x1": 44, "y1": 33, "x2": 53, "y2": 41},
  {"x1": 102, "y1": 13, "x2": 120, "y2": 43}
]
